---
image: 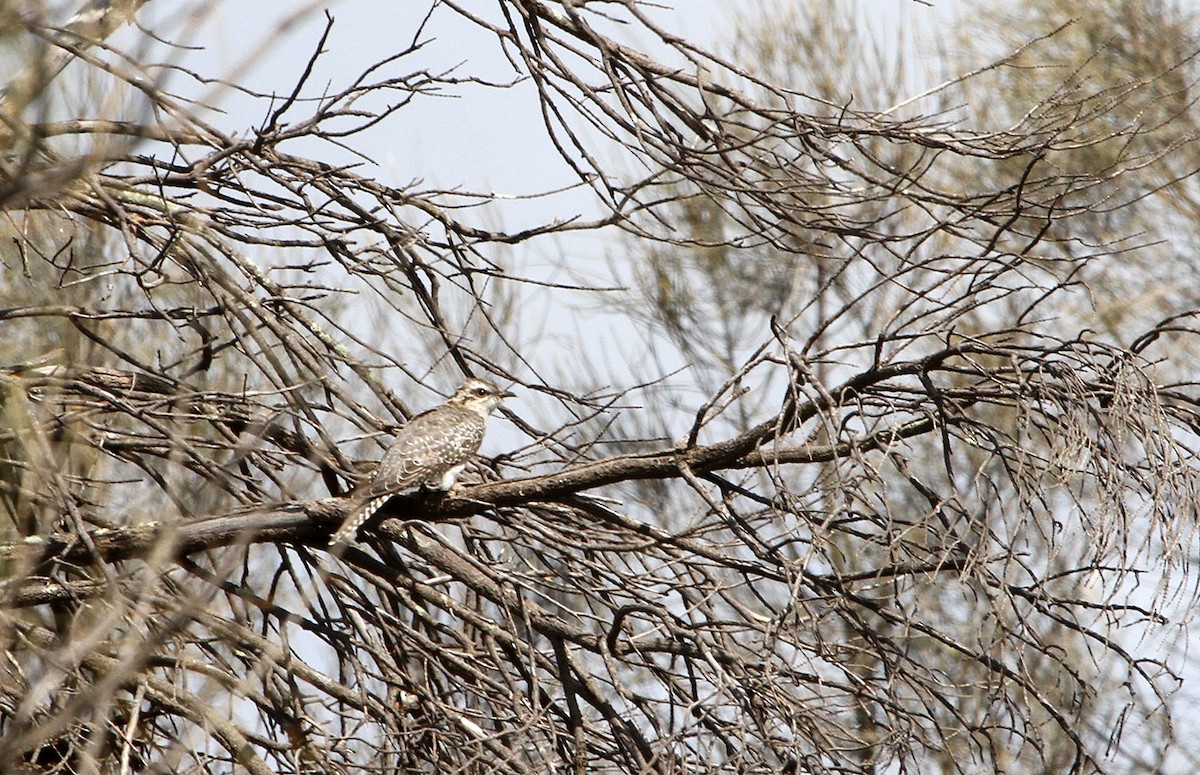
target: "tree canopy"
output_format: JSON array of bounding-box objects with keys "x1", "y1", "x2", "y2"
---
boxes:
[{"x1": 2, "y1": 1, "x2": 1200, "y2": 773}]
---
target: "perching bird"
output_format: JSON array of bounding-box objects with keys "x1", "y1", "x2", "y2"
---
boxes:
[{"x1": 329, "y1": 378, "x2": 514, "y2": 546}]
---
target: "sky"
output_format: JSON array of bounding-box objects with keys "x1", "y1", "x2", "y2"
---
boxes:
[
  {"x1": 106, "y1": 0, "x2": 960, "y2": 431},
  {"x1": 196, "y1": 0, "x2": 733, "y2": 232},
  {"x1": 139, "y1": 0, "x2": 939, "y2": 240}
]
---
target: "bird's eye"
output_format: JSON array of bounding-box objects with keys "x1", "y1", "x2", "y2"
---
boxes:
[{"x1": 474, "y1": 387, "x2": 488, "y2": 396}]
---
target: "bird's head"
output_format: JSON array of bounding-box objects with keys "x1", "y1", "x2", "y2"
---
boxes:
[{"x1": 449, "y1": 378, "x2": 515, "y2": 417}]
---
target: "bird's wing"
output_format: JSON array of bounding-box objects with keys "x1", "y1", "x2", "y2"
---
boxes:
[{"x1": 362, "y1": 406, "x2": 484, "y2": 497}]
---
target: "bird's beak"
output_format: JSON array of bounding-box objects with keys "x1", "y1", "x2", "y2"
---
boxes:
[{"x1": 500, "y1": 390, "x2": 516, "y2": 399}]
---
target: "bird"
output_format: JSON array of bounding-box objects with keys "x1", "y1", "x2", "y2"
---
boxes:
[{"x1": 329, "y1": 378, "x2": 514, "y2": 546}]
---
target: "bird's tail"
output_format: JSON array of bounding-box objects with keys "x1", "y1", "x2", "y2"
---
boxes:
[{"x1": 329, "y1": 494, "x2": 390, "y2": 546}]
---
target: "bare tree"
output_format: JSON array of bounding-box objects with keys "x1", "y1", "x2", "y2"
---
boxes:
[{"x1": 1, "y1": 1, "x2": 1199, "y2": 773}]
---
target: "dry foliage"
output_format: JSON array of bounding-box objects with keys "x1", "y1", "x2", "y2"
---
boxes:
[{"x1": 1, "y1": 1, "x2": 1199, "y2": 773}]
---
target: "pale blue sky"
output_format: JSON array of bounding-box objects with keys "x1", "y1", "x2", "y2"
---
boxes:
[
  {"x1": 139, "y1": 1, "x2": 944, "y2": 237},
  {"x1": 117, "y1": 0, "x2": 960, "y2": 406}
]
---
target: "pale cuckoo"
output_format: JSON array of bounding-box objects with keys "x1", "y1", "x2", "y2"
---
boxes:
[{"x1": 329, "y1": 378, "x2": 513, "y2": 546}]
